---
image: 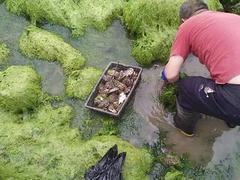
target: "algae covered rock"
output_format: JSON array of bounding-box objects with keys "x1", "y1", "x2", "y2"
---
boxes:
[
  {"x1": 165, "y1": 170, "x2": 186, "y2": 180},
  {"x1": 132, "y1": 29, "x2": 176, "y2": 65},
  {"x1": 19, "y1": 25, "x2": 86, "y2": 75},
  {"x1": 0, "y1": 103, "x2": 153, "y2": 179},
  {"x1": 0, "y1": 42, "x2": 10, "y2": 63},
  {"x1": 0, "y1": 66, "x2": 41, "y2": 112},
  {"x1": 123, "y1": 0, "x2": 223, "y2": 65},
  {"x1": 6, "y1": 0, "x2": 125, "y2": 36},
  {"x1": 66, "y1": 67, "x2": 102, "y2": 100}
]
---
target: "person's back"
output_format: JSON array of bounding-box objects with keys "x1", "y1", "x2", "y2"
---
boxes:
[{"x1": 172, "y1": 11, "x2": 240, "y2": 84}]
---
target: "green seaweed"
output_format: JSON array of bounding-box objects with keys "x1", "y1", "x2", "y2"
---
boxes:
[
  {"x1": 159, "y1": 73, "x2": 187, "y2": 112},
  {"x1": 0, "y1": 66, "x2": 41, "y2": 113},
  {"x1": 165, "y1": 170, "x2": 187, "y2": 180},
  {"x1": 0, "y1": 42, "x2": 10, "y2": 63},
  {"x1": 19, "y1": 25, "x2": 86, "y2": 75},
  {"x1": 0, "y1": 103, "x2": 153, "y2": 179},
  {"x1": 123, "y1": 0, "x2": 223, "y2": 65},
  {"x1": 159, "y1": 83, "x2": 177, "y2": 112},
  {"x1": 80, "y1": 118, "x2": 119, "y2": 140},
  {"x1": 219, "y1": 0, "x2": 240, "y2": 14},
  {"x1": 19, "y1": 26, "x2": 103, "y2": 100},
  {"x1": 132, "y1": 29, "x2": 176, "y2": 65},
  {"x1": 6, "y1": 0, "x2": 125, "y2": 36},
  {"x1": 205, "y1": 0, "x2": 223, "y2": 10},
  {"x1": 66, "y1": 67, "x2": 102, "y2": 100}
]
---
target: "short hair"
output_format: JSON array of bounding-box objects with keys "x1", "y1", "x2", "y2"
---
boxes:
[{"x1": 179, "y1": 0, "x2": 209, "y2": 20}]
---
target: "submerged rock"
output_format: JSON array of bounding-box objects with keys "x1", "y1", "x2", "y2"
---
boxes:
[
  {"x1": 19, "y1": 25, "x2": 86, "y2": 75},
  {"x1": 123, "y1": 0, "x2": 222, "y2": 65},
  {"x1": 6, "y1": 0, "x2": 125, "y2": 36},
  {"x1": 66, "y1": 67, "x2": 102, "y2": 100},
  {"x1": 0, "y1": 66, "x2": 41, "y2": 112},
  {"x1": 0, "y1": 42, "x2": 10, "y2": 63},
  {"x1": 0, "y1": 104, "x2": 153, "y2": 179}
]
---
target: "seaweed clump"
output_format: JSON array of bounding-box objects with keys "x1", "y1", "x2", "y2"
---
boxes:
[
  {"x1": 219, "y1": 0, "x2": 240, "y2": 14},
  {"x1": 66, "y1": 67, "x2": 102, "y2": 100},
  {"x1": 159, "y1": 83, "x2": 177, "y2": 112},
  {"x1": 19, "y1": 25, "x2": 86, "y2": 75},
  {"x1": 6, "y1": 0, "x2": 125, "y2": 36},
  {"x1": 19, "y1": 25, "x2": 102, "y2": 100},
  {"x1": 0, "y1": 66, "x2": 41, "y2": 112},
  {"x1": 0, "y1": 104, "x2": 153, "y2": 179},
  {"x1": 0, "y1": 42, "x2": 10, "y2": 63},
  {"x1": 159, "y1": 73, "x2": 187, "y2": 112},
  {"x1": 123, "y1": 0, "x2": 223, "y2": 66}
]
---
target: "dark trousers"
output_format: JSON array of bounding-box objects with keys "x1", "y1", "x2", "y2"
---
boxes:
[{"x1": 177, "y1": 76, "x2": 240, "y2": 126}]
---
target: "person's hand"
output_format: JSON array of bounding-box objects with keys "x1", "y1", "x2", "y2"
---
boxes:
[{"x1": 160, "y1": 67, "x2": 169, "y2": 90}]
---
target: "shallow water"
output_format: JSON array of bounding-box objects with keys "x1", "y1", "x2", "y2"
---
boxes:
[
  {"x1": 0, "y1": 4, "x2": 65, "y2": 96},
  {"x1": 1, "y1": 3, "x2": 240, "y2": 177}
]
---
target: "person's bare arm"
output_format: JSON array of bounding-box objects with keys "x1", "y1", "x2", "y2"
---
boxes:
[{"x1": 164, "y1": 55, "x2": 184, "y2": 83}]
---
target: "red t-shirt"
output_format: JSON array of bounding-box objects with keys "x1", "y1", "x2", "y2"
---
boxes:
[{"x1": 171, "y1": 11, "x2": 240, "y2": 84}]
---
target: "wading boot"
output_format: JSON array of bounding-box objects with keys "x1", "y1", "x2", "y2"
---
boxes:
[
  {"x1": 225, "y1": 121, "x2": 237, "y2": 128},
  {"x1": 174, "y1": 101, "x2": 201, "y2": 137}
]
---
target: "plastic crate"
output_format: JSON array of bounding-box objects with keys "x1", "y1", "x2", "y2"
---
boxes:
[{"x1": 85, "y1": 62, "x2": 142, "y2": 117}]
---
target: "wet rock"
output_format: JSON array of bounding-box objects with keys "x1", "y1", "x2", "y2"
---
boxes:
[
  {"x1": 19, "y1": 25, "x2": 86, "y2": 75},
  {"x1": 0, "y1": 66, "x2": 41, "y2": 113},
  {"x1": 66, "y1": 67, "x2": 102, "y2": 100}
]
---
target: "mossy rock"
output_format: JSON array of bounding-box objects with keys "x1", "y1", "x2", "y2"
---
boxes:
[
  {"x1": 0, "y1": 42, "x2": 10, "y2": 63},
  {"x1": 132, "y1": 29, "x2": 176, "y2": 65},
  {"x1": 66, "y1": 67, "x2": 102, "y2": 100},
  {"x1": 165, "y1": 170, "x2": 186, "y2": 180},
  {"x1": 0, "y1": 104, "x2": 153, "y2": 179},
  {"x1": 19, "y1": 25, "x2": 86, "y2": 75},
  {"x1": 123, "y1": 0, "x2": 223, "y2": 66},
  {"x1": 6, "y1": 0, "x2": 125, "y2": 36},
  {"x1": 0, "y1": 66, "x2": 41, "y2": 112},
  {"x1": 123, "y1": 0, "x2": 182, "y2": 37}
]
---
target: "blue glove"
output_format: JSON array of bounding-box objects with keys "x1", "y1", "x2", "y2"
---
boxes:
[{"x1": 161, "y1": 68, "x2": 167, "y2": 81}]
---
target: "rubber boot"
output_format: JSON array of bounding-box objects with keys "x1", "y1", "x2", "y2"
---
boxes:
[
  {"x1": 225, "y1": 121, "x2": 237, "y2": 128},
  {"x1": 174, "y1": 100, "x2": 201, "y2": 137}
]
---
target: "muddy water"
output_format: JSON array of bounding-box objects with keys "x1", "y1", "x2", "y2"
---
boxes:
[
  {"x1": 132, "y1": 57, "x2": 230, "y2": 164},
  {"x1": 1, "y1": 2, "x2": 240, "y2": 176}
]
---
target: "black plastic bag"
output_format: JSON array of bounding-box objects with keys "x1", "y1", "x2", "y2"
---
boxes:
[{"x1": 84, "y1": 144, "x2": 126, "y2": 180}]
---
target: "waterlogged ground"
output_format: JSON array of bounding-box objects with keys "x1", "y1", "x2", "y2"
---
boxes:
[{"x1": 1, "y1": 2, "x2": 240, "y2": 179}]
